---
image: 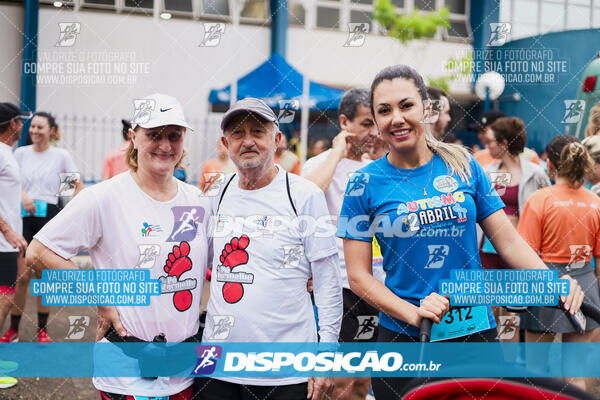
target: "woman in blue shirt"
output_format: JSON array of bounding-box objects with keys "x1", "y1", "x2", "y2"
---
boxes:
[{"x1": 337, "y1": 65, "x2": 584, "y2": 398}]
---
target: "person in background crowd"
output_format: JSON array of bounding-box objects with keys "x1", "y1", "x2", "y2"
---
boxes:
[
  {"x1": 480, "y1": 117, "x2": 550, "y2": 356},
  {"x1": 442, "y1": 132, "x2": 463, "y2": 145},
  {"x1": 274, "y1": 133, "x2": 300, "y2": 174},
  {"x1": 582, "y1": 135, "x2": 600, "y2": 196},
  {"x1": 584, "y1": 101, "x2": 600, "y2": 137},
  {"x1": 198, "y1": 139, "x2": 236, "y2": 193},
  {"x1": 471, "y1": 110, "x2": 506, "y2": 168},
  {"x1": 303, "y1": 88, "x2": 383, "y2": 400},
  {"x1": 310, "y1": 137, "x2": 331, "y2": 157},
  {"x1": 539, "y1": 149, "x2": 548, "y2": 172},
  {"x1": 518, "y1": 134, "x2": 600, "y2": 391},
  {"x1": 0, "y1": 102, "x2": 30, "y2": 390},
  {"x1": 426, "y1": 86, "x2": 451, "y2": 141},
  {"x1": 27, "y1": 93, "x2": 207, "y2": 399},
  {"x1": 1, "y1": 112, "x2": 83, "y2": 344},
  {"x1": 102, "y1": 119, "x2": 131, "y2": 180},
  {"x1": 364, "y1": 134, "x2": 389, "y2": 161},
  {"x1": 338, "y1": 65, "x2": 583, "y2": 398},
  {"x1": 472, "y1": 110, "x2": 540, "y2": 168},
  {"x1": 481, "y1": 117, "x2": 550, "y2": 267}
]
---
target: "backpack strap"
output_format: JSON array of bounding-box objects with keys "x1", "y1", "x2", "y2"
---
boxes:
[
  {"x1": 217, "y1": 173, "x2": 236, "y2": 213},
  {"x1": 285, "y1": 172, "x2": 298, "y2": 217}
]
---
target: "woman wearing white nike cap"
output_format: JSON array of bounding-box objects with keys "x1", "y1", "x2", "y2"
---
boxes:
[{"x1": 27, "y1": 94, "x2": 209, "y2": 400}]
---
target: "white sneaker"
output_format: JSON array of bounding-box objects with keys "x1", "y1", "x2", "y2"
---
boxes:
[{"x1": 0, "y1": 376, "x2": 17, "y2": 389}]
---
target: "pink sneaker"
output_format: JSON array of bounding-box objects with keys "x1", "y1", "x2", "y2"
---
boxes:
[
  {"x1": 0, "y1": 328, "x2": 18, "y2": 343},
  {"x1": 37, "y1": 329, "x2": 51, "y2": 343}
]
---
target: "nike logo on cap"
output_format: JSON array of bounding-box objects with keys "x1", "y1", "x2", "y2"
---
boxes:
[{"x1": 160, "y1": 108, "x2": 172, "y2": 112}]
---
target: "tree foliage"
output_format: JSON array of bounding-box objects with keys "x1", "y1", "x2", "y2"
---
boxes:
[{"x1": 373, "y1": 0, "x2": 450, "y2": 44}]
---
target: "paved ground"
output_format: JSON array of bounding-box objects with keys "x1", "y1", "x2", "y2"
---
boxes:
[{"x1": 1, "y1": 259, "x2": 599, "y2": 399}]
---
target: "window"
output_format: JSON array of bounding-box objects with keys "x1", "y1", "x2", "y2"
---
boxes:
[
  {"x1": 317, "y1": 6, "x2": 340, "y2": 29},
  {"x1": 499, "y1": 0, "x2": 511, "y2": 24},
  {"x1": 594, "y1": 6, "x2": 600, "y2": 28},
  {"x1": 240, "y1": 0, "x2": 269, "y2": 21},
  {"x1": 540, "y1": 1, "x2": 566, "y2": 33},
  {"x1": 415, "y1": 0, "x2": 436, "y2": 11},
  {"x1": 81, "y1": 0, "x2": 115, "y2": 8},
  {"x1": 391, "y1": 0, "x2": 404, "y2": 6},
  {"x1": 446, "y1": 0, "x2": 465, "y2": 14},
  {"x1": 163, "y1": 0, "x2": 193, "y2": 13},
  {"x1": 202, "y1": 0, "x2": 230, "y2": 16},
  {"x1": 125, "y1": 0, "x2": 153, "y2": 8},
  {"x1": 447, "y1": 20, "x2": 469, "y2": 38},
  {"x1": 350, "y1": 9, "x2": 371, "y2": 24},
  {"x1": 124, "y1": 0, "x2": 154, "y2": 12},
  {"x1": 289, "y1": 2, "x2": 306, "y2": 26},
  {"x1": 351, "y1": 0, "x2": 372, "y2": 4},
  {"x1": 567, "y1": 4, "x2": 591, "y2": 29},
  {"x1": 511, "y1": 0, "x2": 538, "y2": 39}
]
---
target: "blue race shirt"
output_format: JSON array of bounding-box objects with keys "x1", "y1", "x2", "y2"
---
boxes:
[{"x1": 337, "y1": 153, "x2": 505, "y2": 337}]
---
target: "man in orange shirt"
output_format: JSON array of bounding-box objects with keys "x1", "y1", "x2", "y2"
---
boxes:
[{"x1": 102, "y1": 119, "x2": 131, "y2": 180}]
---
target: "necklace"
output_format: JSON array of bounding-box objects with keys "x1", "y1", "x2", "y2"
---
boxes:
[{"x1": 393, "y1": 156, "x2": 435, "y2": 196}]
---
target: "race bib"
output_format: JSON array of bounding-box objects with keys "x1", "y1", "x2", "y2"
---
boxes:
[
  {"x1": 481, "y1": 236, "x2": 497, "y2": 254},
  {"x1": 21, "y1": 200, "x2": 48, "y2": 218},
  {"x1": 430, "y1": 306, "x2": 490, "y2": 342}
]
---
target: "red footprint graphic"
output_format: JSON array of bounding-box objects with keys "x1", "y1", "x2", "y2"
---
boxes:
[
  {"x1": 220, "y1": 235, "x2": 250, "y2": 304},
  {"x1": 164, "y1": 241, "x2": 193, "y2": 311}
]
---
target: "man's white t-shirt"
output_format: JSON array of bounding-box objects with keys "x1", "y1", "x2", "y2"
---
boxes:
[
  {"x1": 15, "y1": 145, "x2": 79, "y2": 205},
  {"x1": 302, "y1": 149, "x2": 386, "y2": 288},
  {"x1": 203, "y1": 167, "x2": 340, "y2": 386},
  {"x1": 35, "y1": 171, "x2": 209, "y2": 396},
  {"x1": 0, "y1": 142, "x2": 22, "y2": 252}
]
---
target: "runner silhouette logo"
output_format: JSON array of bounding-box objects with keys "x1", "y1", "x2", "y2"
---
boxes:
[
  {"x1": 193, "y1": 345, "x2": 222, "y2": 375},
  {"x1": 168, "y1": 206, "x2": 205, "y2": 242}
]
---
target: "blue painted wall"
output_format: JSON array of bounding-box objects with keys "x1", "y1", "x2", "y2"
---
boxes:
[{"x1": 490, "y1": 29, "x2": 600, "y2": 152}]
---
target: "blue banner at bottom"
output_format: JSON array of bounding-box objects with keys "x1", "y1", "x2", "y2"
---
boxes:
[{"x1": 0, "y1": 342, "x2": 599, "y2": 378}]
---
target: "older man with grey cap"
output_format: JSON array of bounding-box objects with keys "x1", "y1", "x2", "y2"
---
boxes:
[{"x1": 196, "y1": 98, "x2": 342, "y2": 400}]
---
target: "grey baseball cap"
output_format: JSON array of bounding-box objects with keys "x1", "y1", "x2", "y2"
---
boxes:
[{"x1": 220, "y1": 97, "x2": 279, "y2": 131}]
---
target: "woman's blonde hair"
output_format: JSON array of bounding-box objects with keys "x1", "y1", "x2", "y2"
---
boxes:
[
  {"x1": 585, "y1": 101, "x2": 600, "y2": 137},
  {"x1": 370, "y1": 65, "x2": 472, "y2": 182},
  {"x1": 125, "y1": 126, "x2": 188, "y2": 172}
]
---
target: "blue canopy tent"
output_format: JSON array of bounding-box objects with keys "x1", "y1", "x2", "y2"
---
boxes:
[{"x1": 208, "y1": 53, "x2": 344, "y2": 111}]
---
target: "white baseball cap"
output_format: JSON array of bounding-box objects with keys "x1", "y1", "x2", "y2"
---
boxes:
[{"x1": 131, "y1": 93, "x2": 193, "y2": 131}]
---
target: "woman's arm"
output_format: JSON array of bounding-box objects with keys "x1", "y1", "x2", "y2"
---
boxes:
[
  {"x1": 344, "y1": 238, "x2": 449, "y2": 326},
  {"x1": 27, "y1": 239, "x2": 127, "y2": 339},
  {"x1": 73, "y1": 179, "x2": 84, "y2": 197},
  {"x1": 480, "y1": 210, "x2": 584, "y2": 314},
  {"x1": 22, "y1": 191, "x2": 36, "y2": 215},
  {"x1": 27, "y1": 238, "x2": 77, "y2": 272}
]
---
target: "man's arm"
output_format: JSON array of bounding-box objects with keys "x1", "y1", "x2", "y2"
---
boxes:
[
  {"x1": 0, "y1": 215, "x2": 27, "y2": 255},
  {"x1": 310, "y1": 253, "x2": 343, "y2": 343},
  {"x1": 303, "y1": 131, "x2": 354, "y2": 193}
]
